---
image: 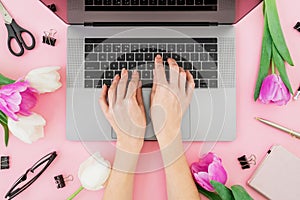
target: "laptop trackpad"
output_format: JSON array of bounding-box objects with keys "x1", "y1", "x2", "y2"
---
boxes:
[{"x1": 111, "y1": 89, "x2": 190, "y2": 140}]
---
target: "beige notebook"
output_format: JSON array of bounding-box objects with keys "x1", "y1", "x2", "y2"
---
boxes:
[{"x1": 248, "y1": 145, "x2": 300, "y2": 200}]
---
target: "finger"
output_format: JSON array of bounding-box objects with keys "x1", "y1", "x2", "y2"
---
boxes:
[
  {"x1": 186, "y1": 70, "x2": 195, "y2": 101},
  {"x1": 137, "y1": 81, "x2": 145, "y2": 111},
  {"x1": 126, "y1": 70, "x2": 139, "y2": 99},
  {"x1": 168, "y1": 58, "x2": 179, "y2": 86},
  {"x1": 154, "y1": 54, "x2": 167, "y2": 85},
  {"x1": 151, "y1": 69, "x2": 157, "y2": 105},
  {"x1": 179, "y1": 71, "x2": 187, "y2": 94},
  {"x1": 117, "y1": 68, "x2": 128, "y2": 102},
  {"x1": 108, "y1": 75, "x2": 120, "y2": 107},
  {"x1": 179, "y1": 67, "x2": 184, "y2": 73},
  {"x1": 99, "y1": 84, "x2": 109, "y2": 114}
]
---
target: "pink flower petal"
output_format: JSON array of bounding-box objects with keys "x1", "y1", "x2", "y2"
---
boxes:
[
  {"x1": 208, "y1": 161, "x2": 227, "y2": 184},
  {"x1": 194, "y1": 172, "x2": 214, "y2": 191}
]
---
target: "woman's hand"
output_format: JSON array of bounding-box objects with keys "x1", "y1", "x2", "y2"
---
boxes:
[
  {"x1": 151, "y1": 55, "x2": 195, "y2": 147},
  {"x1": 99, "y1": 69, "x2": 146, "y2": 154}
]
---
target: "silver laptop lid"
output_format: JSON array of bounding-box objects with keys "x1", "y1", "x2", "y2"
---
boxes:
[{"x1": 40, "y1": 0, "x2": 261, "y2": 24}]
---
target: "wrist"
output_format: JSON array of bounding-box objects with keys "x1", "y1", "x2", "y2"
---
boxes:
[{"x1": 113, "y1": 146, "x2": 140, "y2": 173}]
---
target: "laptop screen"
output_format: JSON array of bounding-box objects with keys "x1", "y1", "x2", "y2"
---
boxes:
[{"x1": 40, "y1": 0, "x2": 261, "y2": 24}]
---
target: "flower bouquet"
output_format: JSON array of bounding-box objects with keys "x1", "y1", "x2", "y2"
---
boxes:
[
  {"x1": 191, "y1": 152, "x2": 253, "y2": 200},
  {"x1": 254, "y1": 0, "x2": 294, "y2": 105},
  {"x1": 0, "y1": 66, "x2": 61, "y2": 146}
]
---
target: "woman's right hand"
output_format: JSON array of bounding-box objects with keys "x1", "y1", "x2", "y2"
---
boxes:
[{"x1": 150, "y1": 55, "x2": 195, "y2": 147}]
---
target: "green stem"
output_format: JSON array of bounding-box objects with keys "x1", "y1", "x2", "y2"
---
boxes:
[
  {"x1": 271, "y1": 60, "x2": 275, "y2": 74},
  {"x1": 0, "y1": 74, "x2": 15, "y2": 85},
  {"x1": 67, "y1": 186, "x2": 84, "y2": 200}
]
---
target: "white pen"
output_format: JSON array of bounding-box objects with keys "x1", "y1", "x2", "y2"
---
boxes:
[{"x1": 256, "y1": 117, "x2": 300, "y2": 139}]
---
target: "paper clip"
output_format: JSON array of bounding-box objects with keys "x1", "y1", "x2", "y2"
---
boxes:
[
  {"x1": 54, "y1": 174, "x2": 73, "y2": 189},
  {"x1": 237, "y1": 154, "x2": 256, "y2": 170},
  {"x1": 293, "y1": 86, "x2": 300, "y2": 100},
  {"x1": 42, "y1": 29, "x2": 57, "y2": 46},
  {"x1": 1, "y1": 156, "x2": 9, "y2": 170},
  {"x1": 294, "y1": 22, "x2": 300, "y2": 32},
  {"x1": 47, "y1": 4, "x2": 57, "y2": 12}
]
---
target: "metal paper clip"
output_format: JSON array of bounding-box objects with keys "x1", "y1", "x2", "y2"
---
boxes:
[{"x1": 54, "y1": 174, "x2": 73, "y2": 189}]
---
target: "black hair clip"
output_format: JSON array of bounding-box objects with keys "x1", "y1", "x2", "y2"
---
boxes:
[
  {"x1": 294, "y1": 22, "x2": 300, "y2": 32},
  {"x1": 54, "y1": 174, "x2": 73, "y2": 189},
  {"x1": 238, "y1": 154, "x2": 256, "y2": 170},
  {"x1": 47, "y1": 4, "x2": 57, "y2": 12},
  {"x1": 1, "y1": 156, "x2": 9, "y2": 170},
  {"x1": 43, "y1": 29, "x2": 57, "y2": 46}
]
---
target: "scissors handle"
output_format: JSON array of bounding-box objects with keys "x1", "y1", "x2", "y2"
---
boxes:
[{"x1": 6, "y1": 19, "x2": 36, "y2": 57}]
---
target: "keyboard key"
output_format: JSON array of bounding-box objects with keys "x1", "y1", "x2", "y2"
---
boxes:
[
  {"x1": 158, "y1": 44, "x2": 167, "y2": 52},
  {"x1": 103, "y1": 0, "x2": 112, "y2": 5},
  {"x1": 85, "y1": 44, "x2": 93, "y2": 52},
  {"x1": 204, "y1": 44, "x2": 218, "y2": 52},
  {"x1": 168, "y1": 0, "x2": 176, "y2": 5},
  {"x1": 142, "y1": 80, "x2": 153, "y2": 88},
  {"x1": 103, "y1": 79, "x2": 111, "y2": 87},
  {"x1": 101, "y1": 62, "x2": 110, "y2": 70},
  {"x1": 85, "y1": 71, "x2": 102, "y2": 79},
  {"x1": 108, "y1": 53, "x2": 117, "y2": 61},
  {"x1": 192, "y1": 62, "x2": 201, "y2": 70},
  {"x1": 198, "y1": 71, "x2": 218, "y2": 79},
  {"x1": 191, "y1": 53, "x2": 199, "y2": 61},
  {"x1": 149, "y1": 44, "x2": 158, "y2": 52},
  {"x1": 163, "y1": 53, "x2": 171, "y2": 60},
  {"x1": 167, "y1": 44, "x2": 176, "y2": 52},
  {"x1": 110, "y1": 62, "x2": 119, "y2": 70},
  {"x1": 129, "y1": 62, "x2": 137, "y2": 69},
  {"x1": 145, "y1": 53, "x2": 153, "y2": 61},
  {"x1": 94, "y1": 0, "x2": 102, "y2": 5},
  {"x1": 158, "y1": 0, "x2": 166, "y2": 5},
  {"x1": 200, "y1": 53, "x2": 208, "y2": 61},
  {"x1": 105, "y1": 71, "x2": 114, "y2": 79},
  {"x1": 115, "y1": 70, "x2": 122, "y2": 76},
  {"x1": 172, "y1": 53, "x2": 181, "y2": 61},
  {"x1": 94, "y1": 80, "x2": 102, "y2": 88},
  {"x1": 149, "y1": 0, "x2": 157, "y2": 4},
  {"x1": 135, "y1": 53, "x2": 144, "y2": 61},
  {"x1": 99, "y1": 53, "x2": 107, "y2": 61},
  {"x1": 122, "y1": 44, "x2": 130, "y2": 52},
  {"x1": 140, "y1": 44, "x2": 148, "y2": 52},
  {"x1": 186, "y1": 44, "x2": 194, "y2": 52},
  {"x1": 131, "y1": 44, "x2": 139, "y2": 52},
  {"x1": 94, "y1": 44, "x2": 102, "y2": 52},
  {"x1": 113, "y1": 0, "x2": 121, "y2": 4},
  {"x1": 147, "y1": 62, "x2": 155, "y2": 70},
  {"x1": 142, "y1": 71, "x2": 151, "y2": 79},
  {"x1": 85, "y1": 53, "x2": 97, "y2": 61},
  {"x1": 177, "y1": 62, "x2": 183, "y2": 67},
  {"x1": 177, "y1": 44, "x2": 185, "y2": 52},
  {"x1": 195, "y1": 0, "x2": 203, "y2": 4},
  {"x1": 85, "y1": 80, "x2": 93, "y2": 88},
  {"x1": 117, "y1": 53, "x2": 125, "y2": 61},
  {"x1": 113, "y1": 44, "x2": 121, "y2": 52},
  {"x1": 138, "y1": 62, "x2": 146, "y2": 70},
  {"x1": 119, "y1": 62, "x2": 128, "y2": 69},
  {"x1": 181, "y1": 53, "x2": 189, "y2": 61},
  {"x1": 177, "y1": 0, "x2": 185, "y2": 5},
  {"x1": 190, "y1": 71, "x2": 197, "y2": 78},
  {"x1": 140, "y1": 0, "x2": 148, "y2": 5},
  {"x1": 103, "y1": 44, "x2": 112, "y2": 52},
  {"x1": 209, "y1": 53, "x2": 218, "y2": 61},
  {"x1": 204, "y1": 0, "x2": 217, "y2": 5},
  {"x1": 202, "y1": 62, "x2": 218, "y2": 70},
  {"x1": 200, "y1": 80, "x2": 208, "y2": 88},
  {"x1": 85, "y1": 0, "x2": 93, "y2": 5},
  {"x1": 131, "y1": 0, "x2": 139, "y2": 5},
  {"x1": 195, "y1": 44, "x2": 203, "y2": 52},
  {"x1": 209, "y1": 79, "x2": 218, "y2": 88},
  {"x1": 126, "y1": 53, "x2": 134, "y2": 61},
  {"x1": 184, "y1": 62, "x2": 192, "y2": 70},
  {"x1": 186, "y1": 0, "x2": 194, "y2": 5},
  {"x1": 85, "y1": 62, "x2": 100, "y2": 70},
  {"x1": 194, "y1": 80, "x2": 199, "y2": 88}
]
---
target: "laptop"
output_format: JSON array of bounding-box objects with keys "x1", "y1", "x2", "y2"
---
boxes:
[{"x1": 41, "y1": 0, "x2": 261, "y2": 141}]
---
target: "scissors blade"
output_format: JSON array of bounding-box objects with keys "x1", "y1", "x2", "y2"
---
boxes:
[{"x1": 0, "y1": 1, "x2": 12, "y2": 24}]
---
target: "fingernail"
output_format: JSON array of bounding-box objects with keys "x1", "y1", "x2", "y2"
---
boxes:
[
  {"x1": 156, "y1": 54, "x2": 162, "y2": 58},
  {"x1": 121, "y1": 68, "x2": 126, "y2": 75}
]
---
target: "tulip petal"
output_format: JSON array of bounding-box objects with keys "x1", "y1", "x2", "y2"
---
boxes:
[
  {"x1": 194, "y1": 172, "x2": 215, "y2": 191},
  {"x1": 208, "y1": 161, "x2": 227, "y2": 185}
]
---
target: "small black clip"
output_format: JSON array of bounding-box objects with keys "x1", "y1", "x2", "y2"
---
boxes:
[
  {"x1": 238, "y1": 154, "x2": 256, "y2": 170},
  {"x1": 47, "y1": 4, "x2": 57, "y2": 12},
  {"x1": 54, "y1": 175, "x2": 73, "y2": 189},
  {"x1": 42, "y1": 29, "x2": 57, "y2": 46},
  {"x1": 1, "y1": 156, "x2": 9, "y2": 170},
  {"x1": 294, "y1": 22, "x2": 300, "y2": 32}
]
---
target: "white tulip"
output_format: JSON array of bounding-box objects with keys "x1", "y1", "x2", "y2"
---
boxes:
[
  {"x1": 25, "y1": 66, "x2": 62, "y2": 94},
  {"x1": 78, "y1": 153, "x2": 111, "y2": 191},
  {"x1": 8, "y1": 113, "x2": 46, "y2": 144}
]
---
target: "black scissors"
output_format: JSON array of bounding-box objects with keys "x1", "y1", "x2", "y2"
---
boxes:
[{"x1": 0, "y1": 1, "x2": 35, "y2": 56}]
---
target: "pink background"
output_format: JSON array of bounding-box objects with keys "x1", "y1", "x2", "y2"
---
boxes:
[{"x1": 1, "y1": 0, "x2": 300, "y2": 199}]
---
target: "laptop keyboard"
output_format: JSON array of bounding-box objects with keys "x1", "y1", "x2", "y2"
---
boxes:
[
  {"x1": 84, "y1": 38, "x2": 218, "y2": 89},
  {"x1": 85, "y1": 0, "x2": 217, "y2": 11}
]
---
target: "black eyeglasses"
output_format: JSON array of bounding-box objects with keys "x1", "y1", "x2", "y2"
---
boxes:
[{"x1": 5, "y1": 151, "x2": 57, "y2": 200}]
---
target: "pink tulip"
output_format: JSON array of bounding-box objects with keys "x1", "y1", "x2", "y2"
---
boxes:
[
  {"x1": 0, "y1": 81, "x2": 37, "y2": 120},
  {"x1": 191, "y1": 152, "x2": 227, "y2": 191},
  {"x1": 259, "y1": 74, "x2": 291, "y2": 106}
]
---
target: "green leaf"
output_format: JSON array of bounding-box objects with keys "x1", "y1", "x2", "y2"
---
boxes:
[
  {"x1": 211, "y1": 181, "x2": 234, "y2": 200},
  {"x1": 231, "y1": 185, "x2": 253, "y2": 200},
  {"x1": 196, "y1": 184, "x2": 223, "y2": 200},
  {"x1": 272, "y1": 43, "x2": 293, "y2": 95},
  {"x1": 0, "y1": 74, "x2": 15, "y2": 85},
  {"x1": 0, "y1": 111, "x2": 9, "y2": 146},
  {"x1": 254, "y1": 13, "x2": 272, "y2": 101},
  {"x1": 265, "y1": 0, "x2": 294, "y2": 66}
]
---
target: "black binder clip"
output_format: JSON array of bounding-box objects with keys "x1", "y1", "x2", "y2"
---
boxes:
[
  {"x1": 238, "y1": 154, "x2": 256, "y2": 170},
  {"x1": 54, "y1": 175, "x2": 73, "y2": 189},
  {"x1": 47, "y1": 4, "x2": 57, "y2": 12},
  {"x1": 293, "y1": 86, "x2": 300, "y2": 100},
  {"x1": 43, "y1": 29, "x2": 57, "y2": 46},
  {"x1": 1, "y1": 156, "x2": 9, "y2": 170},
  {"x1": 294, "y1": 22, "x2": 300, "y2": 32}
]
